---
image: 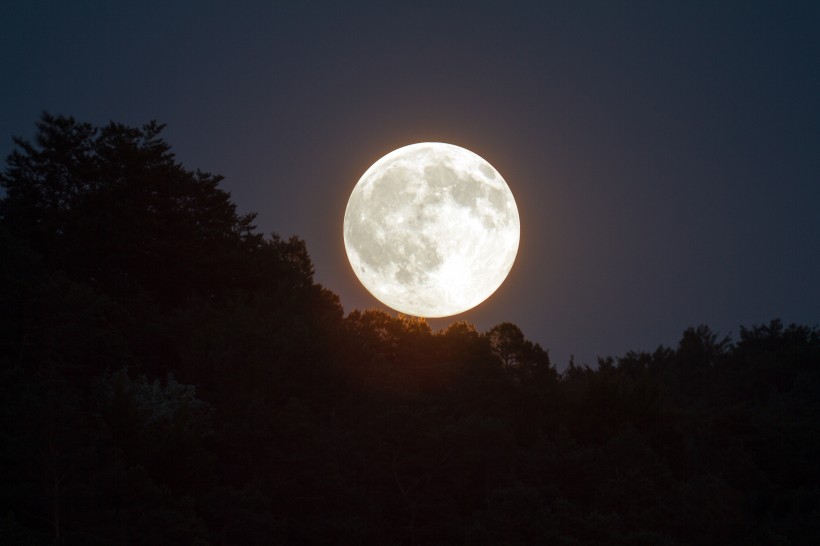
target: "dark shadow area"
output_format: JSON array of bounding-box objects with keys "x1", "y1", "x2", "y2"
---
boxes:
[{"x1": 1, "y1": 114, "x2": 818, "y2": 545}]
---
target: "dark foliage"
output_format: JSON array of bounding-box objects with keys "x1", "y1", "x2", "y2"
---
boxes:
[{"x1": 1, "y1": 114, "x2": 818, "y2": 544}]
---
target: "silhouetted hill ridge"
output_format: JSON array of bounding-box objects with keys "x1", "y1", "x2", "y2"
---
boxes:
[{"x1": 1, "y1": 115, "x2": 817, "y2": 545}]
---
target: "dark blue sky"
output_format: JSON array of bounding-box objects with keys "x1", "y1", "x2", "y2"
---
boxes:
[{"x1": 2, "y1": 1, "x2": 818, "y2": 366}]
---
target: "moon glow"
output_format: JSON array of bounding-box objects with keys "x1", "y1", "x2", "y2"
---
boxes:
[{"x1": 344, "y1": 143, "x2": 520, "y2": 318}]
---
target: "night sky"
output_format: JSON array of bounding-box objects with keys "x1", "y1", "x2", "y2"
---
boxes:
[{"x1": 2, "y1": 1, "x2": 818, "y2": 367}]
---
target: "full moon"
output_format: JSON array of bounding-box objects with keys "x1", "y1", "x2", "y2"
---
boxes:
[{"x1": 344, "y1": 142, "x2": 520, "y2": 318}]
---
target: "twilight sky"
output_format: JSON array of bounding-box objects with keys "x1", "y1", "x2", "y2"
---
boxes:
[{"x1": 2, "y1": 1, "x2": 818, "y2": 367}]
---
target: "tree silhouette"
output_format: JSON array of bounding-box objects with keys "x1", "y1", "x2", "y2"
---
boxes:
[
  {"x1": 2, "y1": 114, "x2": 818, "y2": 544},
  {"x1": 1, "y1": 113, "x2": 262, "y2": 310}
]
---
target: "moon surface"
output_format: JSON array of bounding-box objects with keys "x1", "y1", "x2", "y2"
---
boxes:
[{"x1": 344, "y1": 142, "x2": 520, "y2": 318}]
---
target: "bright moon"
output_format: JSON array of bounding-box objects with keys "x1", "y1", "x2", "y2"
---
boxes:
[{"x1": 344, "y1": 142, "x2": 520, "y2": 318}]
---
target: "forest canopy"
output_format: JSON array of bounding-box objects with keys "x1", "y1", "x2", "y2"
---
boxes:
[{"x1": 1, "y1": 114, "x2": 818, "y2": 545}]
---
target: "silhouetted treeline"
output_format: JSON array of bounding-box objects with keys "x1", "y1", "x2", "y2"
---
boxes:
[{"x1": 1, "y1": 114, "x2": 818, "y2": 545}]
